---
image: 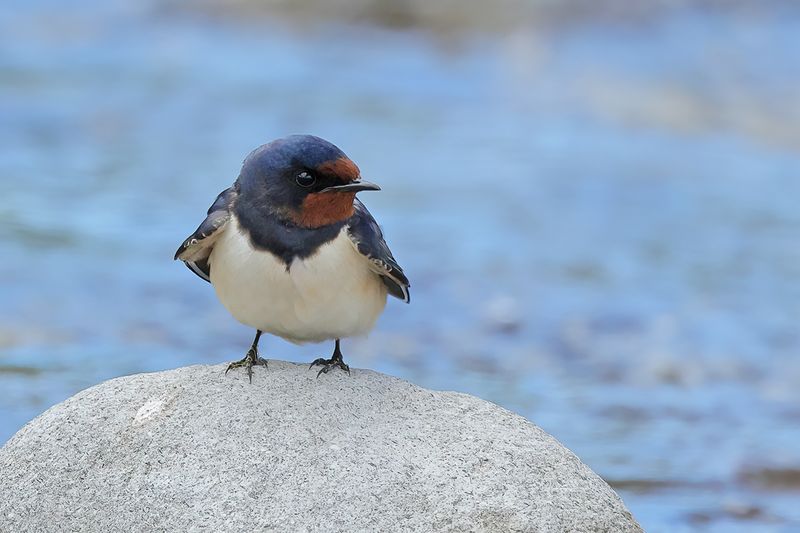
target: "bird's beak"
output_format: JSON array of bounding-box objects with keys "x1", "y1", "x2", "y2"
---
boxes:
[{"x1": 319, "y1": 180, "x2": 381, "y2": 193}]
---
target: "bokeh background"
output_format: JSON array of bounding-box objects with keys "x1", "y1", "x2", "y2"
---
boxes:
[{"x1": 2, "y1": 0, "x2": 799, "y2": 530}]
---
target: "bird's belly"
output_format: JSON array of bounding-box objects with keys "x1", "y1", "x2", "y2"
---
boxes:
[{"x1": 208, "y1": 219, "x2": 387, "y2": 343}]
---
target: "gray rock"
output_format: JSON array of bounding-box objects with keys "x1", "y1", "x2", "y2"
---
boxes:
[{"x1": 0, "y1": 362, "x2": 641, "y2": 532}]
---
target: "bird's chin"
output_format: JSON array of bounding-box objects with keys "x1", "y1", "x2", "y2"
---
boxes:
[{"x1": 291, "y1": 192, "x2": 357, "y2": 228}]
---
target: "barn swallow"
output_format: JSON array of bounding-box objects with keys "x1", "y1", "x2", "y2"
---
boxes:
[{"x1": 175, "y1": 135, "x2": 410, "y2": 381}]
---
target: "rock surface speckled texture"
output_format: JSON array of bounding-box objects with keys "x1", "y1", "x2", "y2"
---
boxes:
[{"x1": 0, "y1": 362, "x2": 641, "y2": 532}]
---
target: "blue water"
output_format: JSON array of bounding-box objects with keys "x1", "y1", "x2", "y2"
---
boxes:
[{"x1": 2, "y1": 2, "x2": 800, "y2": 530}]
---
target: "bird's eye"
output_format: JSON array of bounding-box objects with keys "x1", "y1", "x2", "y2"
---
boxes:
[{"x1": 295, "y1": 171, "x2": 316, "y2": 188}]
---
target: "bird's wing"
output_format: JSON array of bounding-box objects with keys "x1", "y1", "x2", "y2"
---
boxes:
[
  {"x1": 347, "y1": 199, "x2": 410, "y2": 303},
  {"x1": 174, "y1": 185, "x2": 237, "y2": 283}
]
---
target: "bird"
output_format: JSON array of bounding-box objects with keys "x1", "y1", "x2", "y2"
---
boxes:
[{"x1": 174, "y1": 135, "x2": 410, "y2": 381}]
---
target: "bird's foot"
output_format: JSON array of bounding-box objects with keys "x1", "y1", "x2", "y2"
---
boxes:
[
  {"x1": 225, "y1": 347, "x2": 268, "y2": 383},
  {"x1": 308, "y1": 354, "x2": 350, "y2": 378}
]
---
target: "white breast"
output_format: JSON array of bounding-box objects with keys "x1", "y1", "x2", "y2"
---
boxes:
[{"x1": 208, "y1": 216, "x2": 388, "y2": 344}]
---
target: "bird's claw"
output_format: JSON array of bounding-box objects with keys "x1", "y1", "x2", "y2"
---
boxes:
[
  {"x1": 308, "y1": 357, "x2": 350, "y2": 378},
  {"x1": 225, "y1": 347, "x2": 268, "y2": 383}
]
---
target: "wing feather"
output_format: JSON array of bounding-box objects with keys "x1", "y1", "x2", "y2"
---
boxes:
[
  {"x1": 174, "y1": 186, "x2": 237, "y2": 282},
  {"x1": 347, "y1": 199, "x2": 410, "y2": 303}
]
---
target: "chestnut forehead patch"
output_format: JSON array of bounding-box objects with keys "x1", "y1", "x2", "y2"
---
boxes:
[{"x1": 317, "y1": 157, "x2": 360, "y2": 183}]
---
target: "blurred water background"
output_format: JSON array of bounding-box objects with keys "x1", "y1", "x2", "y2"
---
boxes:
[{"x1": 2, "y1": 0, "x2": 800, "y2": 530}]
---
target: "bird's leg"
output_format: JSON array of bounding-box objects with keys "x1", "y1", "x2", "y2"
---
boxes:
[
  {"x1": 225, "y1": 330, "x2": 268, "y2": 383},
  {"x1": 308, "y1": 339, "x2": 350, "y2": 378}
]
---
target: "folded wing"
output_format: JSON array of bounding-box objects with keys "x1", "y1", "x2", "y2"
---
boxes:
[
  {"x1": 347, "y1": 199, "x2": 410, "y2": 303},
  {"x1": 174, "y1": 185, "x2": 237, "y2": 282}
]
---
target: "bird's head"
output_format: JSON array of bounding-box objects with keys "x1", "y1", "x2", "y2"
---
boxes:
[{"x1": 237, "y1": 135, "x2": 379, "y2": 228}]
